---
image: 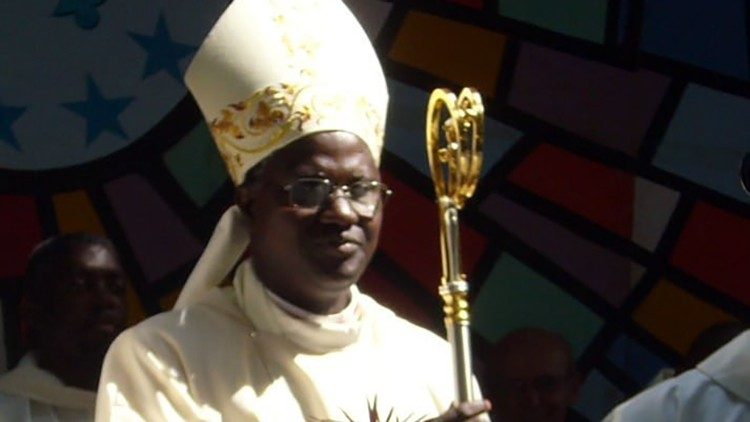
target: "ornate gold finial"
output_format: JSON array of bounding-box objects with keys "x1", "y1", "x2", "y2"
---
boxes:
[{"x1": 426, "y1": 87, "x2": 484, "y2": 209}]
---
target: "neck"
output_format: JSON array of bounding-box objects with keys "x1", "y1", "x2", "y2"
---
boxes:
[
  {"x1": 267, "y1": 287, "x2": 355, "y2": 319},
  {"x1": 35, "y1": 348, "x2": 103, "y2": 391},
  {"x1": 267, "y1": 285, "x2": 352, "y2": 315}
]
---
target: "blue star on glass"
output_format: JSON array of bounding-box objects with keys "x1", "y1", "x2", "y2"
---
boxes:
[
  {"x1": 0, "y1": 102, "x2": 26, "y2": 151},
  {"x1": 53, "y1": 0, "x2": 106, "y2": 30},
  {"x1": 62, "y1": 76, "x2": 134, "y2": 146},
  {"x1": 129, "y1": 14, "x2": 197, "y2": 82}
]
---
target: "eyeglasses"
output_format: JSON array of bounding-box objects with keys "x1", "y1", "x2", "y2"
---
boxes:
[{"x1": 283, "y1": 177, "x2": 392, "y2": 218}]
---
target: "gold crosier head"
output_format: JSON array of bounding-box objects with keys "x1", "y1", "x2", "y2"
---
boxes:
[
  {"x1": 425, "y1": 87, "x2": 485, "y2": 404},
  {"x1": 426, "y1": 88, "x2": 484, "y2": 208}
]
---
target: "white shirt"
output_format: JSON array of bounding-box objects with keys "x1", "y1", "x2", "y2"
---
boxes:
[
  {"x1": 0, "y1": 354, "x2": 96, "y2": 421},
  {"x1": 604, "y1": 330, "x2": 750, "y2": 422}
]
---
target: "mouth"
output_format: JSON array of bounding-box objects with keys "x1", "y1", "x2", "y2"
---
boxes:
[
  {"x1": 304, "y1": 231, "x2": 372, "y2": 279},
  {"x1": 87, "y1": 312, "x2": 124, "y2": 334},
  {"x1": 315, "y1": 237, "x2": 362, "y2": 258},
  {"x1": 93, "y1": 322, "x2": 119, "y2": 334}
]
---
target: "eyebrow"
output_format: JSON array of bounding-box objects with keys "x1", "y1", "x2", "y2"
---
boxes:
[{"x1": 292, "y1": 165, "x2": 371, "y2": 180}]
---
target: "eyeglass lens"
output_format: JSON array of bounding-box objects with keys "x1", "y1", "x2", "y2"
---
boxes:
[{"x1": 287, "y1": 179, "x2": 386, "y2": 217}]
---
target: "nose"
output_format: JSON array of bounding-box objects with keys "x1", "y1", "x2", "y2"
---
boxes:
[
  {"x1": 319, "y1": 194, "x2": 359, "y2": 226},
  {"x1": 88, "y1": 277, "x2": 124, "y2": 308},
  {"x1": 519, "y1": 385, "x2": 542, "y2": 407}
]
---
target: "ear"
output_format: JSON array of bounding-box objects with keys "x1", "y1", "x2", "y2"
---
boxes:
[{"x1": 235, "y1": 184, "x2": 255, "y2": 217}]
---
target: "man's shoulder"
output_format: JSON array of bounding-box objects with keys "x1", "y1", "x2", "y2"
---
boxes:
[
  {"x1": 0, "y1": 391, "x2": 31, "y2": 421},
  {"x1": 0, "y1": 356, "x2": 37, "y2": 397},
  {"x1": 113, "y1": 287, "x2": 246, "y2": 350},
  {"x1": 604, "y1": 368, "x2": 744, "y2": 421}
]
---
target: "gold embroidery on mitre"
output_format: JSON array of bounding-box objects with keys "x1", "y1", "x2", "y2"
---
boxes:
[{"x1": 209, "y1": 83, "x2": 383, "y2": 185}]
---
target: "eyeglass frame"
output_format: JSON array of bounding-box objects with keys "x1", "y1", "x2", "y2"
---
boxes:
[{"x1": 281, "y1": 177, "x2": 393, "y2": 218}]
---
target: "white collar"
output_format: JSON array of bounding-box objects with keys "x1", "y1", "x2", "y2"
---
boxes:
[
  {"x1": 232, "y1": 259, "x2": 364, "y2": 353},
  {"x1": 265, "y1": 286, "x2": 361, "y2": 326},
  {"x1": 0, "y1": 353, "x2": 96, "y2": 410}
]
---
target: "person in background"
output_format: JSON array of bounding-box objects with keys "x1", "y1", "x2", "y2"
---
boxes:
[
  {"x1": 95, "y1": 0, "x2": 490, "y2": 421},
  {"x1": 0, "y1": 233, "x2": 128, "y2": 421},
  {"x1": 483, "y1": 327, "x2": 583, "y2": 422}
]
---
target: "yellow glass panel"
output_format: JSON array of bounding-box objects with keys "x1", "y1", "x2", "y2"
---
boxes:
[
  {"x1": 389, "y1": 11, "x2": 506, "y2": 97},
  {"x1": 53, "y1": 191, "x2": 105, "y2": 235},
  {"x1": 633, "y1": 280, "x2": 736, "y2": 355}
]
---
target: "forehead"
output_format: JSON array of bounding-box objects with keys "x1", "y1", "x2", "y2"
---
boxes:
[
  {"x1": 70, "y1": 244, "x2": 120, "y2": 270},
  {"x1": 267, "y1": 131, "x2": 378, "y2": 178},
  {"x1": 494, "y1": 347, "x2": 571, "y2": 378}
]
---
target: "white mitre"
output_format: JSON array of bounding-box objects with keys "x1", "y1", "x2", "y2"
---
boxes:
[
  {"x1": 184, "y1": 0, "x2": 388, "y2": 185},
  {"x1": 176, "y1": 0, "x2": 388, "y2": 308}
]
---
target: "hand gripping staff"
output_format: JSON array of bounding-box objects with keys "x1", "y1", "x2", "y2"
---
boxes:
[{"x1": 425, "y1": 87, "x2": 484, "y2": 403}]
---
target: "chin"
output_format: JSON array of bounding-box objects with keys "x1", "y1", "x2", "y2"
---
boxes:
[
  {"x1": 313, "y1": 266, "x2": 360, "y2": 289},
  {"x1": 312, "y1": 253, "x2": 368, "y2": 280},
  {"x1": 84, "y1": 327, "x2": 123, "y2": 353}
]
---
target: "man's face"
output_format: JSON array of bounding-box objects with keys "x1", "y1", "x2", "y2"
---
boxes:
[
  {"x1": 489, "y1": 347, "x2": 580, "y2": 422},
  {"x1": 45, "y1": 244, "x2": 128, "y2": 358},
  {"x1": 241, "y1": 131, "x2": 384, "y2": 314}
]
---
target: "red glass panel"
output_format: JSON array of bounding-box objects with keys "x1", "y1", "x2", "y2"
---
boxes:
[
  {"x1": 378, "y1": 171, "x2": 488, "y2": 295},
  {"x1": 0, "y1": 195, "x2": 44, "y2": 278},
  {"x1": 509, "y1": 143, "x2": 635, "y2": 238},
  {"x1": 671, "y1": 202, "x2": 750, "y2": 305}
]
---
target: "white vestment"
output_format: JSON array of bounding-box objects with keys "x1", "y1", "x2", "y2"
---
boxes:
[
  {"x1": 0, "y1": 354, "x2": 96, "y2": 421},
  {"x1": 604, "y1": 330, "x2": 750, "y2": 422},
  {"x1": 96, "y1": 260, "x2": 482, "y2": 421}
]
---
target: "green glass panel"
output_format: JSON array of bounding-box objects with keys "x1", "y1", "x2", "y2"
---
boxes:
[
  {"x1": 498, "y1": 0, "x2": 607, "y2": 43},
  {"x1": 164, "y1": 122, "x2": 228, "y2": 206},
  {"x1": 472, "y1": 253, "x2": 603, "y2": 357}
]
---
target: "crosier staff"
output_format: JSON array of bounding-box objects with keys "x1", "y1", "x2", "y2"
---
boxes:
[{"x1": 425, "y1": 87, "x2": 484, "y2": 403}]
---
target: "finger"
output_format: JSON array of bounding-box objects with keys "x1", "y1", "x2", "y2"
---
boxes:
[
  {"x1": 455, "y1": 400, "x2": 491, "y2": 420},
  {"x1": 425, "y1": 400, "x2": 491, "y2": 422}
]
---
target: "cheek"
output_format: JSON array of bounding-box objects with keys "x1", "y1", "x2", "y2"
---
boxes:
[
  {"x1": 251, "y1": 211, "x2": 306, "y2": 256},
  {"x1": 49, "y1": 299, "x2": 90, "y2": 328},
  {"x1": 364, "y1": 214, "x2": 384, "y2": 247},
  {"x1": 543, "y1": 391, "x2": 569, "y2": 407}
]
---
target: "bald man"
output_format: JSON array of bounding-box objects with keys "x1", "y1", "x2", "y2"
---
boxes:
[{"x1": 484, "y1": 328, "x2": 582, "y2": 422}]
